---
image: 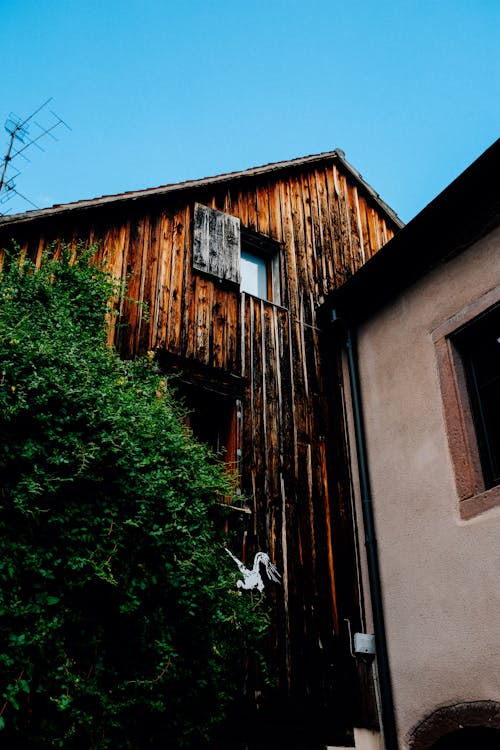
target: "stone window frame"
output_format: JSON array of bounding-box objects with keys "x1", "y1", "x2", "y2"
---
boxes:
[{"x1": 432, "y1": 285, "x2": 500, "y2": 520}]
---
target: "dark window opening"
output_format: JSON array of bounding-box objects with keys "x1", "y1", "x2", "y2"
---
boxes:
[
  {"x1": 456, "y1": 305, "x2": 500, "y2": 489},
  {"x1": 430, "y1": 726, "x2": 500, "y2": 749},
  {"x1": 177, "y1": 384, "x2": 240, "y2": 473}
]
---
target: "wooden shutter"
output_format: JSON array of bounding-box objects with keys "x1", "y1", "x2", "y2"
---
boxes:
[{"x1": 192, "y1": 203, "x2": 241, "y2": 284}]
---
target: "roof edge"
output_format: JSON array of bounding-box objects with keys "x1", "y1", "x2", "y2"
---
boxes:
[{"x1": 0, "y1": 149, "x2": 403, "y2": 230}]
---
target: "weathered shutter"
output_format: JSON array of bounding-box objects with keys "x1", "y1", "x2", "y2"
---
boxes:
[{"x1": 192, "y1": 203, "x2": 241, "y2": 284}]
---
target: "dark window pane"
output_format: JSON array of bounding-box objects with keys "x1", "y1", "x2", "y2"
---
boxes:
[{"x1": 459, "y1": 307, "x2": 500, "y2": 488}]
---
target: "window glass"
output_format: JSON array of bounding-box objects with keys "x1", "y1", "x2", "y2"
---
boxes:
[{"x1": 240, "y1": 250, "x2": 268, "y2": 299}]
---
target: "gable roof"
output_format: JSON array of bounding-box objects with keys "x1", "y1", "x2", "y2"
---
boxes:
[
  {"x1": 0, "y1": 149, "x2": 402, "y2": 230},
  {"x1": 324, "y1": 138, "x2": 500, "y2": 323}
]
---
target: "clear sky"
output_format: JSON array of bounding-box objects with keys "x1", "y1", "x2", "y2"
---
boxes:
[{"x1": 1, "y1": 0, "x2": 499, "y2": 223}]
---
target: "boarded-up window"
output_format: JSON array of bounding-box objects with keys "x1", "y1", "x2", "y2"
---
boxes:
[{"x1": 193, "y1": 203, "x2": 241, "y2": 284}]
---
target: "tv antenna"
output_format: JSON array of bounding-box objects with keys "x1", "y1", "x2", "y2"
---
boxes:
[{"x1": 0, "y1": 98, "x2": 71, "y2": 215}]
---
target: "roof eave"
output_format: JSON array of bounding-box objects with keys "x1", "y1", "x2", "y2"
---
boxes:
[{"x1": 0, "y1": 149, "x2": 403, "y2": 230}]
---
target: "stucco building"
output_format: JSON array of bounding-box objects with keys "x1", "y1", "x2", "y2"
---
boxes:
[{"x1": 325, "y1": 138, "x2": 500, "y2": 750}]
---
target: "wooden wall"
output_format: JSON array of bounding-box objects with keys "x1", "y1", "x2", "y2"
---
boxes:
[{"x1": 0, "y1": 157, "x2": 397, "y2": 746}]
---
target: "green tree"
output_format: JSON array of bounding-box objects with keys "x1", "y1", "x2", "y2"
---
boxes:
[{"x1": 0, "y1": 245, "x2": 267, "y2": 748}]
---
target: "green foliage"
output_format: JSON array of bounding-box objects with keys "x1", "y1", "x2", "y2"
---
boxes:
[{"x1": 0, "y1": 245, "x2": 268, "y2": 748}]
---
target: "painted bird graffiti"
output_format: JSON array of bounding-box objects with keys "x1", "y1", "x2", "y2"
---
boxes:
[{"x1": 225, "y1": 548, "x2": 281, "y2": 592}]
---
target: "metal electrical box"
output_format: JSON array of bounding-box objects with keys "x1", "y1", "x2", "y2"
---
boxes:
[{"x1": 354, "y1": 632, "x2": 376, "y2": 657}]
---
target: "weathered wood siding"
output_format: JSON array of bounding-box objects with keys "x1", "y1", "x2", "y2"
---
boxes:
[{"x1": 0, "y1": 156, "x2": 398, "y2": 744}]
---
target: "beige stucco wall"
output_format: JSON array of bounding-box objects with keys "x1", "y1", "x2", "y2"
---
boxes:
[{"x1": 351, "y1": 224, "x2": 500, "y2": 747}]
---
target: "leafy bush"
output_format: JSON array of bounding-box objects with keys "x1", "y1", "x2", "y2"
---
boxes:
[{"x1": 0, "y1": 245, "x2": 267, "y2": 748}]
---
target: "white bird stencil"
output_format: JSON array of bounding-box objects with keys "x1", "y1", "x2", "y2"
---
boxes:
[{"x1": 225, "y1": 548, "x2": 281, "y2": 592}]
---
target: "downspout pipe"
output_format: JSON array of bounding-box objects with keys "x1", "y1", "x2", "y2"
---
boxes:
[{"x1": 330, "y1": 309, "x2": 398, "y2": 750}]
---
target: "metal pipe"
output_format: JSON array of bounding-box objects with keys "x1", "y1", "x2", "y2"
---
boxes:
[{"x1": 331, "y1": 309, "x2": 398, "y2": 750}]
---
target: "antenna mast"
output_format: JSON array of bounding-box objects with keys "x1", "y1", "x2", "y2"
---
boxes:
[{"x1": 0, "y1": 98, "x2": 71, "y2": 214}]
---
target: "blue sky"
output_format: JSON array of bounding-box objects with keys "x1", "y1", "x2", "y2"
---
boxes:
[{"x1": 1, "y1": 0, "x2": 499, "y2": 222}]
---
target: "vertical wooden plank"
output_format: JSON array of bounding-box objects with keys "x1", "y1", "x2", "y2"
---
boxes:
[
  {"x1": 292, "y1": 439, "x2": 317, "y2": 692},
  {"x1": 245, "y1": 186, "x2": 258, "y2": 232},
  {"x1": 276, "y1": 305, "x2": 294, "y2": 498},
  {"x1": 279, "y1": 471, "x2": 292, "y2": 690},
  {"x1": 34, "y1": 235, "x2": 46, "y2": 267},
  {"x1": 222, "y1": 187, "x2": 233, "y2": 215},
  {"x1": 326, "y1": 164, "x2": 347, "y2": 287},
  {"x1": 192, "y1": 201, "x2": 209, "y2": 273},
  {"x1": 112, "y1": 221, "x2": 131, "y2": 354},
  {"x1": 341, "y1": 175, "x2": 357, "y2": 276},
  {"x1": 279, "y1": 178, "x2": 299, "y2": 318},
  {"x1": 224, "y1": 286, "x2": 239, "y2": 373},
  {"x1": 250, "y1": 298, "x2": 266, "y2": 510},
  {"x1": 152, "y1": 210, "x2": 171, "y2": 349},
  {"x1": 102, "y1": 222, "x2": 127, "y2": 347},
  {"x1": 244, "y1": 294, "x2": 258, "y2": 530},
  {"x1": 259, "y1": 300, "x2": 270, "y2": 500},
  {"x1": 268, "y1": 180, "x2": 284, "y2": 245},
  {"x1": 289, "y1": 173, "x2": 308, "y2": 296},
  {"x1": 308, "y1": 168, "x2": 329, "y2": 302},
  {"x1": 193, "y1": 273, "x2": 213, "y2": 365},
  {"x1": 347, "y1": 183, "x2": 365, "y2": 270},
  {"x1": 255, "y1": 182, "x2": 270, "y2": 237},
  {"x1": 240, "y1": 291, "x2": 247, "y2": 380},
  {"x1": 103, "y1": 224, "x2": 124, "y2": 283},
  {"x1": 134, "y1": 214, "x2": 150, "y2": 355},
  {"x1": 357, "y1": 194, "x2": 372, "y2": 262},
  {"x1": 185, "y1": 263, "x2": 198, "y2": 362},
  {"x1": 167, "y1": 209, "x2": 186, "y2": 355},
  {"x1": 319, "y1": 437, "x2": 339, "y2": 631},
  {"x1": 336, "y1": 168, "x2": 353, "y2": 280},
  {"x1": 268, "y1": 179, "x2": 286, "y2": 308},
  {"x1": 143, "y1": 211, "x2": 161, "y2": 351},
  {"x1": 263, "y1": 302, "x2": 284, "y2": 504},
  {"x1": 219, "y1": 209, "x2": 241, "y2": 283},
  {"x1": 120, "y1": 214, "x2": 146, "y2": 358},
  {"x1": 236, "y1": 187, "x2": 249, "y2": 228},
  {"x1": 379, "y1": 216, "x2": 392, "y2": 247},
  {"x1": 322, "y1": 165, "x2": 341, "y2": 290},
  {"x1": 210, "y1": 286, "x2": 226, "y2": 369},
  {"x1": 308, "y1": 169, "x2": 322, "y2": 300},
  {"x1": 294, "y1": 171, "x2": 316, "y2": 311},
  {"x1": 368, "y1": 206, "x2": 381, "y2": 252},
  {"x1": 180, "y1": 204, "x2": 194, "y2": 357}
]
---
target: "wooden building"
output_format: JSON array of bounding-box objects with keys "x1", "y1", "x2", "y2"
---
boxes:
[{"x1": 0, "y1": 150, "x2": 402, "y2": 748}]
